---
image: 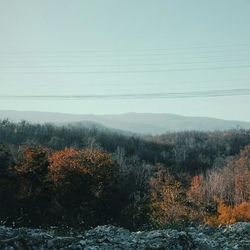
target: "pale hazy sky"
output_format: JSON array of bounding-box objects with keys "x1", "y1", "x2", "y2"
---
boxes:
[{"x1": 0, "y1": 0, "x2": 250, "y2": 121}]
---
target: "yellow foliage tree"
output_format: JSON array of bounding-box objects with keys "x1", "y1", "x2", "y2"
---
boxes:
[{"x1": 149, "y1": 169, "x2": 190, "y2": 226}]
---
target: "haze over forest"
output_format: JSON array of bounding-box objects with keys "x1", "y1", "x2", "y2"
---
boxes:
[{"x1": 1, "y1": 110, "x2": 250, "y2": 134}]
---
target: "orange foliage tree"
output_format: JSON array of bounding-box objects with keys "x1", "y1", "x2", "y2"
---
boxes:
[
  {"x1": 15, "y1": 146, "x2": 50, "y2": 199},
  {"x1": 48, "y1": 148, "x2": 118, "y2": 226},
  {"x1": 48, "y1": 149, "x2": 90, "y2": 193},
  {"x1": 206, "y1": 200, "x2": 250, "y2": 227},
  {"x1": 49, "y1": 148, "x2": 117, "y2": 197},
  {"x1": 187, "y1": 174, "x2": 212, "y2": 221},
  {"x1": 12, "y1": 146, "x2": 51, "y2": 226},
  {"x1": 187, "y1": 175, "x2": 204, "y2": 204}
]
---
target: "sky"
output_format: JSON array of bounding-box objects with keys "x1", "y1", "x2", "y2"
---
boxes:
[{"x1": 0, "y1": 0, "x2": 250, "y2": 121}]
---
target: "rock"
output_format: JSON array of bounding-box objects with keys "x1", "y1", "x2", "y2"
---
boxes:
[{"x1": 0, "y1": 223, "x2": 249, "y2": 249}]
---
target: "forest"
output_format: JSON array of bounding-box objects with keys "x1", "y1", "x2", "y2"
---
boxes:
[{"x1": 0, "y1": 119, "x2": 249, "y2": 230}]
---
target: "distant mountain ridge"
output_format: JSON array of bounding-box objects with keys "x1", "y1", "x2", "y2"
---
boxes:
[{"x1": 0, "y1": 110, "x2": 250, "y2": 135}]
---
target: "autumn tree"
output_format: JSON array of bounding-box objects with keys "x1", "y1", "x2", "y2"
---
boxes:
[
  {"x1": 13, "y1": 146, "x2": 51, "y2": 226},
  {"x1": 149, "y1": 169, "x2": 191, "y2": 227},
  {"x1": 187, "y1": 175, "x2": 204, "y2": 204},
  {"x1": 200, "y1": 146, "x2": 250, "y2": 206},
  {"x1": 48, "y1": 148, "x2": 118, "y2": 227},
  {"x1": 0, "y1": 144, "x2": 13, "y2": 176},
  {"x1": 206, "y1": 200, "x2": 250, "y2": 227},
  {"x1": 0, "y1": 145, "x2": 16, "y2": 221},
  {"x1": 15, "y1": 146, "x2": 50, "y2": 198},
  {"x1": 234, "y1": 146, "x2": 250, "y2": 203},
  {"x1": 202, "y1": 145, "x2": 250, "y2": 226}
]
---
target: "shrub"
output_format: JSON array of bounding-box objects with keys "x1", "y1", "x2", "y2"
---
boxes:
[{"x1": 206, "y1": 201, "x2": 250, "y2": 227}]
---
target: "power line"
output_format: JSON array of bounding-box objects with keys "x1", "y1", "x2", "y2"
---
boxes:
[
  {"x1": 0, "y1": 58, "x2": 250, "y2": 69},
  {"x1": 1, "y1": 78, "x2": 249, "y2": 88},
  {"x1": 1, "y1": 53, "x2": 249, "y2": 64},
  {"x1": 1, "y1": 64, "x2": 250, "y2": 74},
  {"x1": 1, "y1": 47, "x2": 250, "y2": 59},
  {"x1": 1, "y1": 89, "x2": 250, "y2": 100},
  {"x1": 1, "y1": 51, "x2": 250, "y2": 59},
  {"x1": 1, "y1": 42, "x2": 250, "y2": 54}
]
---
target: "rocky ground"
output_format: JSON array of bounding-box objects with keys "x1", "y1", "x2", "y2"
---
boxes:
[{"x1": 0, "y1": 223, "x2": 249, "y2": 249}]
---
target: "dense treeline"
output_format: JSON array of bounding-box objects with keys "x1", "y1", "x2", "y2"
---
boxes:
[
  {"x1": 0, "y1": 120, "x2": 249, "y2": 229},
  {"x1": 1, "y1": 120, "x2": 250, "y2": 175},
  {"x1": 0, "y1": 120, "x2": 172, "y2": 168}
]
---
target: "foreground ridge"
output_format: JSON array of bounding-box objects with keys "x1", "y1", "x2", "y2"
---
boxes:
[{"x1": 0, "y1": 223, "x2": 249, "y2": 250}]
